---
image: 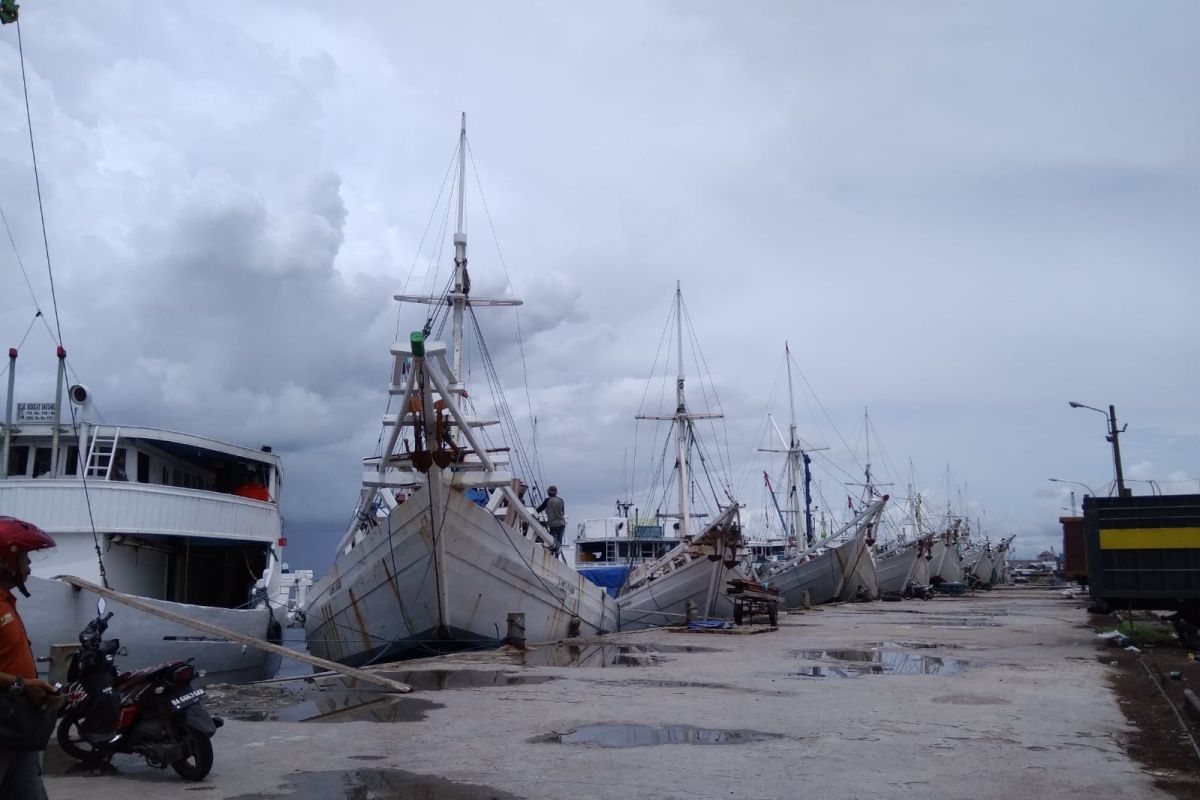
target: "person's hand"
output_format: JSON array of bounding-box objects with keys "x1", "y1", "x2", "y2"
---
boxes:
[{"x1": 23, "y1": 678, "x2": 63, "y2": 709}]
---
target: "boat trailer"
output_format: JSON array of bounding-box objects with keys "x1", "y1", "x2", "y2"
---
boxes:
[{"x1": 727, "y1": 578, "x2": 779, "y2": 625}]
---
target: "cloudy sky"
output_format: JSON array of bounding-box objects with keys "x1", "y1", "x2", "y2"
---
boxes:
[{"x1": 2, "y1": 1, "x2": 1197, "y2": 570}]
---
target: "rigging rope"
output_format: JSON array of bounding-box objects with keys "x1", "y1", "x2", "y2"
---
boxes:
[
  {"x1": 465, "y1": 140, "x2": 545, "y2": 485},
  {"x1": 13, "y1": 20, "x2": 108, "y2": 588}
]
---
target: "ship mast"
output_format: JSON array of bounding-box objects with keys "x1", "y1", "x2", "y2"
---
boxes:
[
  {"x1": 673, "y1": 282, "x2": 690, "y2": 539},
  {"x1": 637, "y1": 282, "x2": 720, "y2": 540},
  {"x1": 451, "y1": 113, "x2": 468, "y2": 381},
  {"x1": 786, "y1": 343, "x2": 800, "y2": 548},
  {"x1": 760, "y1": 344, "x2": 825, "y2": 551}
]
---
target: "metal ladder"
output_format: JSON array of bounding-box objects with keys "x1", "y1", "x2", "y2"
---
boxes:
[{"x1": 85, "y1": 427, "x2": 122, "y2": 478}]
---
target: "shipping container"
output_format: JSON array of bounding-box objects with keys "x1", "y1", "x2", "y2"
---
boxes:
[
  {"x1": 1083, "y1": 494, "x2": 1200, "y2": 613},
  {"x1": 1061, "y1": 516, "x2": 1087, "y2": 584}
]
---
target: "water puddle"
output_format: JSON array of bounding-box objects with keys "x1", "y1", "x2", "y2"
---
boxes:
[
  {"x1": 519, "y1": 643, "x2": 718, "y2": 668},
  {"x1": 866, "y1": 641, "x2": 964, "y2": 650},
  {"x1": 226, "y1": 768, "x2": 523, "y2": 799},
  {"x1": 906, "y1": 618, "x2": 1002, "y2": 628},
  {"x1": 540, "y1": 723, "x2": 781, "y2": 747},
  {"x1": 231, "y1": 669, "x2": 551, "y2": 724},
  {"x1": 374, "y1": 669, "x2": 557, "y2": 690},
  {"x1": 235, "y1": 694, "x2": 444, "y2": 723},
  {"x1": 791, "y1": 648, "x2": 966, "y2": 677}
]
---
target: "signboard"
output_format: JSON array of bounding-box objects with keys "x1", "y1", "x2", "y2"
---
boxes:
[{"x1": 16, "y1": 402, "x2": 56, "y2": 422}]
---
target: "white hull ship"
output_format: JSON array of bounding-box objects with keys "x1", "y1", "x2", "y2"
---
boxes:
[
  {"x1": 991, "y1": 535, "x2": 1016, "y2": 584},
  {"x1": 305, "y1": 472, "x2": 617, "y2": 664},
  {"x1": 928, "y1": 522, "x2": 963, "y2": 584},
  {"x1": 1, "y1": 363, "x2": 285, "y2": 684},
  {"x1": 875, "y1": 491, "x2": 935, "y2": 594},
  {"x1": 608, "y1": 284, "x2": 747, "y2": 630},
  {"x1": 875, "y1": 537, "x2": 933, "y2": 595},
  {"x1": 759, "y1": 498, "x2": 887, "y2": 608},
  {"x1": 304, "y1": 117, "x2": 618, "y2": 665},
  {"x1": 617, "y1": 505, "x2": 745, "y2": 630}
]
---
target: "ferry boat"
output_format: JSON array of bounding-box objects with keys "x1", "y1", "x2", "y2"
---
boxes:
[
  {"x1": 566, "y1": 511, "x2": 681, "y2": 597},
  {"x1": 1, "y1": 355, "x2": 285, "y2": 683}
]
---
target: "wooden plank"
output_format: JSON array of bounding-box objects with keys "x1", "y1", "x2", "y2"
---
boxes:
[{"x1": 53, "y1": 575, "x2": 411, "y2": 694}]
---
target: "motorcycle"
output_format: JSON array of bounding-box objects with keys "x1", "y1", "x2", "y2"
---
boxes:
[{"x1": 56, "y1": 598, "x2": 223, "y2": 780}]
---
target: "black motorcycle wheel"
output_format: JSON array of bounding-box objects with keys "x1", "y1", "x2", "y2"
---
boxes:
[
  {"x1": 56, "y1": 712, "x2": 103, "y2": 762},
  {"x1": 170, "y1": 728, "x2": 214, "y2": 781}
]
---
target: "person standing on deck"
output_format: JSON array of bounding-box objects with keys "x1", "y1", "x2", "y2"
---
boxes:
[
  {"x1": 0, "y1": 517, "x2": 63, "y2": 800},
  {"x1": 537, "y1": 486, "x2": 567, "y2": 557}
]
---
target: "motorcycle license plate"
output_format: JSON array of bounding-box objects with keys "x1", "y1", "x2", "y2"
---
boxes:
[{"x1": 169, "y1": 688, "x2": 206, "y2": 710}]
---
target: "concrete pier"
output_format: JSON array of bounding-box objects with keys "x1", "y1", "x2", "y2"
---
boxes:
[{"x1": 42, "y1": 588, "x2": 1170, "y2": 799}]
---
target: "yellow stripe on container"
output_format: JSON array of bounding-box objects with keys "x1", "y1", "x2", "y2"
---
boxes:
[{"x1": 1099, "y1": 527, "x2": 1200, "y2": 550}]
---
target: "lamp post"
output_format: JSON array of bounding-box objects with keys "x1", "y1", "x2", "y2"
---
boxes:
[
  {"x1": 1048, "y1": 477, "x2": 1097, "y2": 496},
  {"x1": 1067, "y1": 401, "x2": 1129, "y2": 497}
]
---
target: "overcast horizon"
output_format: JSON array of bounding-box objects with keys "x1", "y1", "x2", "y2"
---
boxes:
[{"x1": 3, "y1": 2, "x2": 1198, "y2": 574}]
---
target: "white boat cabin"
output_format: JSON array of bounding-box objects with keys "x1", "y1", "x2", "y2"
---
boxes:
[{"x1": 1, "y1": 413, "x2": 283, "y2": 612}]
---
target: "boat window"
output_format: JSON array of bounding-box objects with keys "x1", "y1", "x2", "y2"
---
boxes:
[
  {"x1": 136, "y1": 451, "x2": 149, "y2": 483},
  {"x1": 32, "y1": 447, "x2": 51, "y2": 477},
  {"x1": 65, "y1": 446, "x2": 78, "y2": 476},
  {"x1": 6, "y1": 446, "x2": 29, "y2": 476}
]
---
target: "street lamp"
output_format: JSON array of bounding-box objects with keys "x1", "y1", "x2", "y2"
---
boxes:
[
  {"x1": 1048, "y1": 477, "x2": 1097, "y2": 496},
  {"x1": 1067, "y1": 401, "x2": 1129, "y2": 497}
]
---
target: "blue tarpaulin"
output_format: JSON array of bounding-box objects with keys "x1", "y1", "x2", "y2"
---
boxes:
[
  {"x1": 578, "y1": 566, "x2": 632, "y2": 597},
  {"x1": 688, "y1": 618, "x2": 735, "y2": 630}
]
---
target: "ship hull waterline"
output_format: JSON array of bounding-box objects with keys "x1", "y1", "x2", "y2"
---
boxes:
[
  {"x1": 305, "y1": 488, "x2": 619, "y2": 667},
  {"x1": 617, "y1": 554, "x2": 748, "y2": 631}
]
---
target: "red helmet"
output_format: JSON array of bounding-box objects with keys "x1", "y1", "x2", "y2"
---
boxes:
[{"x1": 0, "y1": 517, "x2": 56, "y2": 576}]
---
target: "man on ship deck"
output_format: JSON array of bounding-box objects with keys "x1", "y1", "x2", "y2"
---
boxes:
[{"x1": 537, "y1": 486, "x2": 567, "y2": 559}]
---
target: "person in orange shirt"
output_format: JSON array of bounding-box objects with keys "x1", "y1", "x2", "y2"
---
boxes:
[{"x1": 0, "y1": 517, "x2": 62, "y2": 800}]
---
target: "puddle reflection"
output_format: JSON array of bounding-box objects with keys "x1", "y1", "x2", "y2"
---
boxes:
[
  {"x1": 519, "y1": 643, "x2": 717, "y2": 668},
  {"x1": 226, "y1": 768, "x2": 522, "y2": 800},
  {"x1": 546, "y1": 723, "x2": 781, "y2": 747},
  {"x1": 792, "y1": 648, "x2": 966, "y2": 677}
]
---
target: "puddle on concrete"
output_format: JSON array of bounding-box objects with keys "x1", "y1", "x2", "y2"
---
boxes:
[
  {"x1": 867, "y1": 641, "x2": 964, "y2": 650},
  {"x1": 234, "y1": 669, "x2": 551, "y2": 724},
  {"x1": 235, "y1": 694, "x2": 445, "y2": 723},
  {"x1": 791, "y1": 649, "x2": 966, "y2": 677},
  {"x1": 540, "y1": 723, "x2": 782, "y2": 748},
  {"x1": 374, "y1": 668, "x2": 557, "y2": 690},
  {"x1": 931, "y1": 693, "x2": 1011, "y2": 705},
  {"x1": 906, "y1": 618, "x2": 1002, "y2": 628},
  {"x1": 518, "y1": 643, "x2": 718, "y2": 668},
  {"x1": 227, "y1": 768, "x2": 523, "y2": 800}
]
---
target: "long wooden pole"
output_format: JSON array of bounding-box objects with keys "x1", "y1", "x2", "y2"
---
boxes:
[{"x1": 54, "y1": 575, "x2": 411, "y2": 694}]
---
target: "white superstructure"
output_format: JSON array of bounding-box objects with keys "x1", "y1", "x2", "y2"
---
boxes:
[{"x1": 0, "y1": 367, "x2": 285, "y2": 683}]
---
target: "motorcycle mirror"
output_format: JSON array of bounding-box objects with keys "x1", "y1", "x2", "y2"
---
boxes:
[{"x1": 97, "y1": 598, "x2": 106, "y2": 616}]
